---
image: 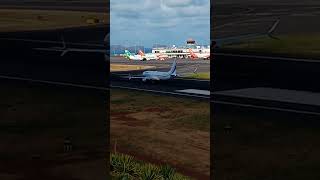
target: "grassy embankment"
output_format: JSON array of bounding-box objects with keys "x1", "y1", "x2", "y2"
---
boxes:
[
  {"x1": 185, "y1": 72, "x2": 210, "y2": 80},
  {"x1": 0, "y1": 9, "x2": 108, "y2": 32},
  {"x1": 110, "y1": 89, "x2": 210, "y2": 179},
  {"x1": 222, "y1": 34, "x2": 320, "y2": 58},
  {"x1": 110, "y1": 64, "x2": 155, "y2": 72}
]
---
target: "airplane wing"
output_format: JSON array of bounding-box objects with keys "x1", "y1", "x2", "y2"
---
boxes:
[
  {"x1": 0, "y1": 38, "x2": 105, "y2": 48},
  {"x1": 148, "y1": 76, "x2": 160, "y2": 80},
  {"x1": 2, "y1": 33, "x2": 109, "y2": 56},
  {"x1": 213, "y1": 19, "x2": 280, "y2": 47},
  {"x1": 34, "y1": 47, "x2": 108, "y2": 56},
  {"x1": 121, "y1": 74, "x2": 145, "y2": 80}
]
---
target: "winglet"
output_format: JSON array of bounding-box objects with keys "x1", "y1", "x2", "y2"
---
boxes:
[
  {"x1": 193, "y1": 66, "x2": 198, "y2": 74},
  {"x1": 267, "y1": 18, "x2": 280, "y2": 39},
  {"x1": 61, "y1": 49, "x2": 68, "y2": 56},
  {"x1": 61, "y1": 35, "x2": 66, "y2": 49},
  {"x1": 104, "y1": 33, "x2": 110, "y2": 43}
]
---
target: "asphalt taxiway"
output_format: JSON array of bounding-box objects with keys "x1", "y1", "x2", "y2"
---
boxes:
[
  {"x1": 111, "y1": 73, "x2": 210, "y2": 99},
  {"x1": 110, "y1": 57, "x2": 210, "y2": 75},
  {"x1": 110, "y1": 57, "x2": 210, "y2": 99}
]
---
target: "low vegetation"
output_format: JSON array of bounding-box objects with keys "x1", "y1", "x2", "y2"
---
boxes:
[
  {"x1": 185, "y1": 72, "x2": 210, "y2": 80},
  {"x1": 110, "y1": 153, "x2": 191, "y2": 180},
  {"x1": 0, "y1": 9, "x2": 108, "y2": 32},
  {"x1": 110, "y1": 64, "x2": 155, "y2": 72}
]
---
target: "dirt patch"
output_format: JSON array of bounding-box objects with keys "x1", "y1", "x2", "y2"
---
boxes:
[
  {"x1": 111, "y1": 111, "x2": 151, "y2": 127},
  {"x1": 144, "y1": 107, "x2": 170, "y2": 113}
]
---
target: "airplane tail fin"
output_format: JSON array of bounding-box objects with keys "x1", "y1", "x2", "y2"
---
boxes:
[
  {"x1": 124, "y1": 50, "x2": 132, "y2": 58},
  {"x1": 59, "y1": 35, "x2": 68, "y2": 56},
  {"x1": 104, "y1": 33, "x2": 110, "y2": 43},
  {"x1": 168, "y1": 60, "x2": 177, "y2": 76},
  {"x1": 189, "y1": 48, "x2": 197, "y2": 58},
  {"x1": 138, "y1": 50, "x2": 145, "y2": 56},
  {"x1": 61, "y1": 35, "x2": 66, "y2": 49},
  {"x1": 61, "y1": 49, "x2": 69, "y2": 56},
  {"x1": 193, "y1": 66, "x2": 198, "y2": 74},
  {"x1": 267, "y1": 19, "x2": 280, "y2": 39}
]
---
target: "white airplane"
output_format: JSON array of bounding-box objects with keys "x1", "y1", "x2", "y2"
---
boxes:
[
  {"x1": 138, "y1": 50, "x2": 157, "y2": 60},
  {"x1": 123, "y1": 50, "x2": 144, "y2": 61},
  {"x1": 213, "y1": 19, "x2": 280, "y2": 48},
  {"x1": 33, "y1": 34, "x2": 110, "y2": 57},
  {"x1": 156, "y1": 54, "x2": 169, "y2": 61},
  {"x1": 0, "y1": 33, "x2": 110, "y2": 59},
  {"x1": 189, "y1": 48, "x2": 210, "y2": 60},
  {"x1": 138, "y1": 50, "x2": 169, "y2": 61},
  {"x1": 125, "y1": 60, "x2": 177, "y2": 82}
]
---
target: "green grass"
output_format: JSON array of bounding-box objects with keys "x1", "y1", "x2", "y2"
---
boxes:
[
  {"x1": 222, "y1": 34, "x2": 320, "y2": 58},
  {"x1": 184, "y1": 72, "x2": 210, "y2": 80},
  {"x1": 110, "y1": 153, "x2": 191, "y2": 180}
]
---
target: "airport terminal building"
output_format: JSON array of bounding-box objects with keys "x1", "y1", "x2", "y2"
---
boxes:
[{"x1": 152, "y1": 38, "x2": 210, "y2": 58}]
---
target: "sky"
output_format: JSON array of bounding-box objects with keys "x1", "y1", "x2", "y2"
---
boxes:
[{"x1": 110, "y1": 0, "x2": 210, "y2": 47}]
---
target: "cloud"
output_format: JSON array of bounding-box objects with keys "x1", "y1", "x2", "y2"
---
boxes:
[
  {"x1": 161, "y1": 0, "x2": 192, "y2": 7},
  {"x1": 111, "y1": 0, "x2": 210, "y2": 47}
]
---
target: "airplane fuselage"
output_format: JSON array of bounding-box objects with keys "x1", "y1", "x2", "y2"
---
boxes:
[
  {"x1": 142, "y1": 71, "x2": 176, "y2": 81},
  {"x1": 143, "y1": 53, "x2": 157, "y2": 60},
  {"x1": 128, "y1": 55, "x2": 143, "y2": 61},
  {"x1": 193, "y1": 53, "x2": 210, "y2": 59}
]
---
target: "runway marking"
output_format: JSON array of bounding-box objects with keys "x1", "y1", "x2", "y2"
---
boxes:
[
  {"x1": 111, "y1": 73, "x2": 210, "y2": 82},
  {"x1": 175, "y1": 77, "x2": 210, "y2": 82},
  {"x1": 215, "y1": 53, "x2": 320, "y2": 63},
  {"x1": 111, "y1": 85, "x2": 210, "y2": 99},
  {"x1": 213, "y1": 100, "x2": 320, "y2": 116},
  {"x1": 176, "y1": 89, "x2": 210, "y2": 96},
  {"x1": 214, "y1": 87, "x2": 320, "y2": 106},
  {"x1": 0, "y1": 75, "x2": 109, "y2": 90}
]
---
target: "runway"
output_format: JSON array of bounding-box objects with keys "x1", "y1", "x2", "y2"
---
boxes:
[
  {"x1": 111, "y1": 74, "x2": 210, "y2": 99},
  {"x1": 212, "y1": 52, "x2": 320, "y2": 115},
  {"x1": 214, "y1": 53, "x2": 320, "y2": 92}
]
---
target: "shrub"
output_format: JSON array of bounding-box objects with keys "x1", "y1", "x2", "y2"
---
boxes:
[{"x1": 110, "y1": 153, "x2": 191, "y2": 180}]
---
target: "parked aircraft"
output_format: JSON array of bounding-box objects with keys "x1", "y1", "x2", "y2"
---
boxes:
[{"x1": 125, "y1": 60, "x2": 177, "y2": 82}]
